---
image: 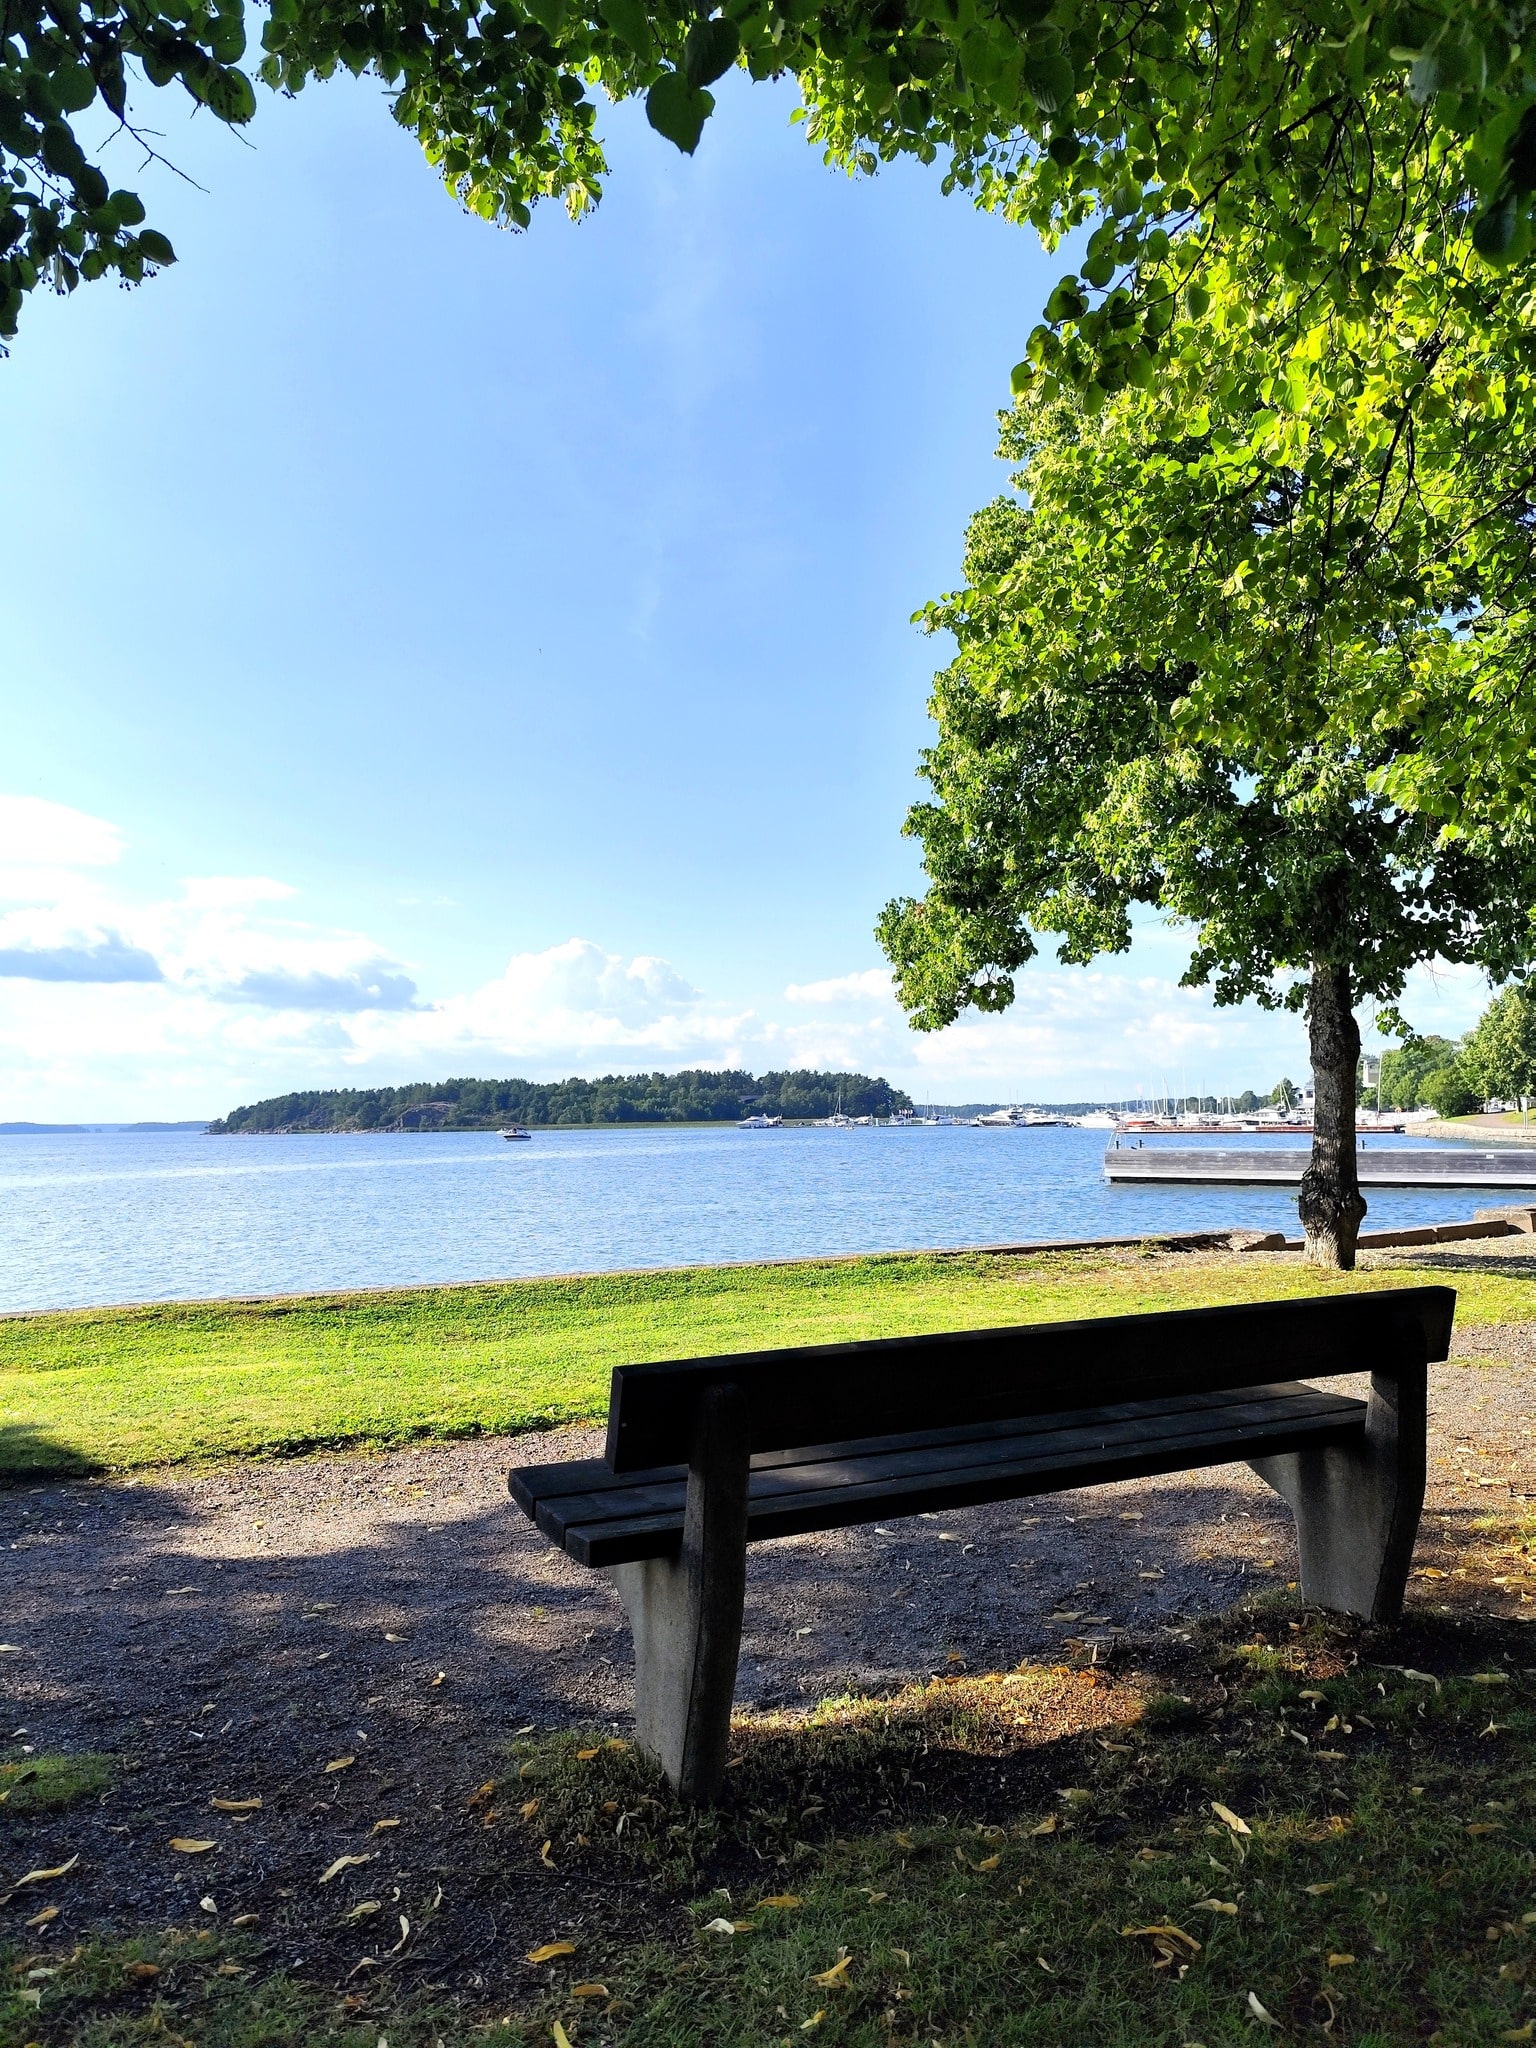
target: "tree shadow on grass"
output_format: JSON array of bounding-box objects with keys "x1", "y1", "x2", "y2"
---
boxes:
[{"x1": 0, "y1": 1421, "x2": 104, "y2": 1486}]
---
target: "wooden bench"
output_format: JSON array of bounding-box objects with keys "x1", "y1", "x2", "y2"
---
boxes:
[{"x1": 510, "y1": 1285, "x2": 1453, "y2": 1800}]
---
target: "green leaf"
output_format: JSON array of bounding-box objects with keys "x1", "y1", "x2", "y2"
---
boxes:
[
  {"x1": 137, "y1": 229, "x2": 176, "y2": 266},
  {"x1": 51, "y1": 64, "x2": 97, "y2": 114},
  {"x1": 1023, "y1": 49, "x2": 1073, "y2": 114},
  {"x1": 1472, "y1": 190, "x2": 1518, "y2": 260},
  {"x1": 684, "y1": 16, "x2": 740, "y2": 90},
  {"x1": 525, "y1": 0, "x2": 567, "y2": 35},
  {"x1": 1505, "y1": 104, "x2": 1536, "y2": 195},
  {"x1": 203, "y1": 68, "x2": 257, "y2": 123},
  {"x1": 599, "y1": 0, "x2": 650, "y2": 54},
  {"x1": 209, "y1": 16, "x2": 248, "y2": 63},
  {"x1": 1186, "y1": 280, "x2": 1210, "y2": 317},
  {"x1": 646, "y1": 71, "x2": 714, "y2": 153}
]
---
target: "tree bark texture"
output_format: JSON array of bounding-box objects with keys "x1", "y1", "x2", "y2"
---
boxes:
[{"x1": 1299, "y1": 960, "x2": 1367, "y2": 1270}]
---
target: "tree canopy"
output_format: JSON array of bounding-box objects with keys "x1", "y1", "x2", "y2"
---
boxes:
[
  {"x1": 9, "y1": 0, "x2": 1536, "y2": 378},
  {"x1": 876, "y1": 327, "x2": 1536, "y2": 1261},
  {"x1": 1462, "y1": 983, "x2": 1536, "y2": 1105}
]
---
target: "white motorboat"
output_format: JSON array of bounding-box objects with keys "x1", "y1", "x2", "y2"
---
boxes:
[
  {"x1": 501, "y1": 1126, "x2": 532, "y2": 1141},
  {"x1": 737, "y1": 1113, "x2": 783, "y2": 1129}
]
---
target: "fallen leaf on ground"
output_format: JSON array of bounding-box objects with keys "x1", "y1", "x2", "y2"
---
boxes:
[
  {"x1": 370, "y1": 1819, "x2": 400, "y2": 1835},
  {"x1": 703, "y1": 1918, "x2": 739, "y2": 1936},
  {"x1": 1327, "y1": 1953, "x2": 1356, "y2": 1967},
  {"x1": 759, "y1": 1894, "x2": 802, "y2": 1909},
  {"x1": 1472, "y1": 1672, "x2": 1511, "y2": 1686},
  {"x1": 384, "y1": 1633, "x2": 408, "y2": 1642},
  {"x1": 1247, "y1": 1991, "x2": 1279, "y2": 2024},
  {"x1": 124, "y1": 1962, "x2": 161, "y2": 1980},
  {"x1": 520, "y1": 1799, "x2": 540, "y2": 1821},
  {"x1": 801, "y1": 2013, "x2": 825, "y2": 2031},
  {"x1": 551, "y1": 2024, "x2": 573, "y2": 2048},
  {"x1": 13, "y1": 1854, "x2": 80, "y2": 1886},
  {"x1": 977, "y1": 1853, "x2": 1002, "y2": 1871},
  {"x1": 324, "y1": 1757, "x2": 356, "y2": 1774},
  {"x1": 576, "y1": 1748, "x2": 601, "y2": 1761},
  {"x1": 1304, "y1": 1882, "x2": 1337, "y2": 1896},
  {"x1": 572, "y1": 1982, "x2": 608, "y2": 1998},
  {"x1": 1122, "y1": 1925, "x2": 1200, "y2": 1952},
  {"x1": 1211, "y1": 1802, "x2": 1252, "y2": 1836},
  {"x1": 467, "y1": 1781, "x2": 497, "y2": 1809},
  {"x1": 0, "y1": 1645, "x2": 24, "y2": 1653},
  {"x1": 810, "y1": 1955, "x2": 853, "y2": 1987},
  {"x1": 343, "y1": 1901, "x2": 380, "y2": 1923},
  {"x1": 169, "y1": 1840, "x2": 215, "y2": 1855},
  {"x1": 23, "y1": 1904, "x2": 59, "y2": 1928},
  {"x1": 430, "y1": 1672, "x2": 445, "y2": 1687},
  {"x1": 1195, "y1": 1899, "x2": 1238, "y2": 1914},
  {"x1": 527, "y1": 1942, "x2": 577, "y2": 1963},
  {"x1": 893, "y1": 1831, "x2": 915, "y2": 1851},
  {"x1": 605, "y1": 1739, "x2": 628, "y2": 1751},
  {"x1": 1502, "y1": 2024, "x2": 1536, "y2": 2041},
  {"x1": 1382, "y1": 1666, "x2": 1441, "y2": 1692},
  {"x1": 211, "y1": 1797, "x2": 261, "y2": 1813},
  {"x1": 1468, "y1": 1821, "x2": 1505, "y2": 1835},
  {"x1": 231, "y1": 1914, "x2": 260, "y2": 1928},
  {"x1": 1030, "y1": 1815, "x2": 1059, "y2": 1836},
  {"x1": 540, "y1": 1840, "x2": 556, "y2": 1868},
  {"x1": 319, "y1": 1854, "x2": 374, "y2": 1884}
]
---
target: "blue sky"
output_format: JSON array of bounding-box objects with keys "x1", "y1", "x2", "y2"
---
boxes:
[{"x1": 0, "y1": 71, "x2": 1485, "y2": 1117}]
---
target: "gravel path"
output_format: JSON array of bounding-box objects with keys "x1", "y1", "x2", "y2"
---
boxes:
[{"x1": 3, "y1": 1303, "x2": 1534, "y2": 1992}]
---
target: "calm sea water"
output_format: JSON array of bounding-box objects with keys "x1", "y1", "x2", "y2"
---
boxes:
[{"x1": 0, "y1": 1124, "x2": 1519, "y2": 1314}]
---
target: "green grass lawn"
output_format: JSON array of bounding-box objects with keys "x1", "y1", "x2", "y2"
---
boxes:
[{"x1": 2, "y1": 1246, "x2": 1533, "y2": 1479}]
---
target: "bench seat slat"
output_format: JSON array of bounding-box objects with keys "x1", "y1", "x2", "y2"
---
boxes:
[
  {"x1": 513, "y1": 1382, "x2": 1366, "y2": 1567},
  {"x1": 506, "y1": 1382, "x2": 1341, "y2": 1519},
  {"x1": 529, "y1": 1384, "x2": 1360, "y2": 1533}
]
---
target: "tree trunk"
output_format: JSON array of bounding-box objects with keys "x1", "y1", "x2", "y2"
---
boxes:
[{"x1": 1298, "y1": 961, "x2": 1367, "y2": 1270}]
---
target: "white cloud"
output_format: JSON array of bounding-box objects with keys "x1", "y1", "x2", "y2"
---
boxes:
[
  {"x1": 785, "y1": 969, "x2": 894, "y2": 1004},
  {"x1": 353, "y1": 939, "x2": 746, "y2": 1068},
  {"x1": 0, "y1": 795, "x2": 123, "y2": 870},
  {"x1": 0, "y1": 794, "x2": 1506, "y2": 1119},
  {"x1": 180, "y1": 876, "x2": 298, "y2": 908}
]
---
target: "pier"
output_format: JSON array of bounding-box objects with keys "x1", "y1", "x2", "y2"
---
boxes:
[{"x1": 1103, "y1": 1145, "x2": 1536, "y2": 1188}]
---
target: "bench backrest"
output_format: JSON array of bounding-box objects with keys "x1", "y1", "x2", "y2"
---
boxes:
[{"x1": 603, "y1": 1285, "x2": 1454, "y2": 1472}]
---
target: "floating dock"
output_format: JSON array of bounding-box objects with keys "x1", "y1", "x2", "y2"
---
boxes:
[{"x1": 1103, "y1": 1145, "x2": 1536, "y2": 1188}]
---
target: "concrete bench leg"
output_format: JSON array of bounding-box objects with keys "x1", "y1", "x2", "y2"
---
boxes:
[
  {"x1": 606, "y1": 1383, "x2": 750, "y2": 1803},
  {"x1": 1248, "y1": 1331, "x2": 1427, "y2": 1623}
]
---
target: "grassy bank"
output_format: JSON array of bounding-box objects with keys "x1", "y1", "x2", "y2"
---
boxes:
[{"x1": 3, "y1": 1245, "x2": 1535, "y2": 1480}]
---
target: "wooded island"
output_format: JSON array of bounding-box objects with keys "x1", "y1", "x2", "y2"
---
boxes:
[{"x1": 208, "y1": 1069, "x2": 913, "y2": 1133}]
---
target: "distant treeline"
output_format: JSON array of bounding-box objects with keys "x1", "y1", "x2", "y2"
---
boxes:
[{"x1": 208, "y1": 1069, "x2": 914, "y2": 1134}]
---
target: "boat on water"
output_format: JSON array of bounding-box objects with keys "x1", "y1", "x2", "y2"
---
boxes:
[
  {"x1": 501, "y1": 1126, "x2": 532, "y2": 1141},
  {"x1": 975, "y1": 1106, "x2": 1077, "y2": 1128},
  {"x1": 738, "y1": 1113, "x2": 783, "y2": 1130}
]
